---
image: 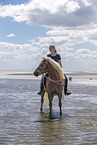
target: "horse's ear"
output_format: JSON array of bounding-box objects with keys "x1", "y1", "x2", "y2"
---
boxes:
[{"x1": 42, "y1": 57, "x2": 46, "y2": 61}]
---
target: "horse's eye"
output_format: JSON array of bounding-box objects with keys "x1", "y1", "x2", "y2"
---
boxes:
[{"x1": 40, "y1": 64, "x2": 43, "y2": 67}]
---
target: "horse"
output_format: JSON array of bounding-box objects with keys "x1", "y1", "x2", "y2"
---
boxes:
[{"x1": 33, "y1": 57, "x2": 65, "y2": 116}]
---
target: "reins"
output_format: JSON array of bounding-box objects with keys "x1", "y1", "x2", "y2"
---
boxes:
[{"x1": 44, "y1": 75, "x2": 63, "y2": 85}]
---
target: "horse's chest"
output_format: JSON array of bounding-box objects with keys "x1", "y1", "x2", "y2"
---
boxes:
[{"x1": 47, "y1": 82, "x2": 62, "y2": 94}]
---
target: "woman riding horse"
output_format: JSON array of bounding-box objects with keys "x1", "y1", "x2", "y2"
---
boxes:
[
  {"x1": 38, "y1": 45, "x2": 71, "y2": 96},
  {"x1": 34, "y1": 57, "x2": 65, "y2": 116}
]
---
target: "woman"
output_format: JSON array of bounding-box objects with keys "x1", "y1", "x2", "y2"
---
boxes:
[
  {"x1": 38, "y1": 44, "x2": 71, "y2": 95},
  {"x1": 47, "y1": 44, "x2": 62, "y2": 67}
]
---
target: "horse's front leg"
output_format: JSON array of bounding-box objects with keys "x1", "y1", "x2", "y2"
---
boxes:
[
  {"x1": 40, "y1": 90, "x2": 45, "y2": 112},
  {"x1": 48, "y1": 94, "x2": 53, "y2": 116},
  {"x1": 59, "y1": 92, "x2": 62, "y2": 116}
]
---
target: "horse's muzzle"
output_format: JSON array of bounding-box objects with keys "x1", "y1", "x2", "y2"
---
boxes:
[{"x1": 33, "y1": 70, "x2": 40, "y2": 76}]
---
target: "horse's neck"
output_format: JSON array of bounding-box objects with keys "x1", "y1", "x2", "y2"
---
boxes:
[{"x1": 47, "y1": 63, "x2": 60, "y2": 80}]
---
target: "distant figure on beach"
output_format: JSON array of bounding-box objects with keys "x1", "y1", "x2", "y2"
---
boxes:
[{"x1": 38, "y1": 44, "x2": 71, "y2": 96}]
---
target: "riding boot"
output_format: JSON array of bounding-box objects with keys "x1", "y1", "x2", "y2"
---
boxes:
[{"x1": 64, "y1": 76, "x2": 71, "y2": 95}]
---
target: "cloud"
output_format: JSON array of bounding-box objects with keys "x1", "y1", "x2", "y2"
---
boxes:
[
  {"x1": 46, "y1": 22, "x2": 97, "y2": 47},
  {"x1": 0, "y1": 0, "x2": 97, "y2": 27},
  {"x1": 6, "y1": 33, "x2": 15, "y2": 38},
  {"x1": 0, "y1": 41, "x2": 48, "y2": 69},
  {"x1": 64, "y1": 1, "x2": 80, "y2": 13},
  {"x1": 0, "y1": 29, "x2": 97, "y2": 70},
  {"x1": 0, "y1": 0, "x2": 97, "y2": 69}
]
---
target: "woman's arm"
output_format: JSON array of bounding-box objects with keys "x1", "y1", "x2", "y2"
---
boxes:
[{"x1": 58, "y1": 60, "x2": 62, "y2": 67}]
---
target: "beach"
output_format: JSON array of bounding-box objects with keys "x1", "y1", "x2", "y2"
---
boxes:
[
  {"x1": 0, "y1": 70, "x2": 97, "y2": 144},
  {"x1": 0, "y1": 70, "x2": 35, "y2": 79},
  {"x1": 1, "y1": 69, "x2": 97, "y2": 79}
]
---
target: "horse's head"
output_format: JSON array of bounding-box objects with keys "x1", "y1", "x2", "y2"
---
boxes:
[{"x1": 34, "y1": 58, "x2": 49, "y2": 77}]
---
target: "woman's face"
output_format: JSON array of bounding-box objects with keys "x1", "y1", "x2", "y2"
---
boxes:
[{"x1": 50, "y1": 47, "x2": 55, "y2": 53}]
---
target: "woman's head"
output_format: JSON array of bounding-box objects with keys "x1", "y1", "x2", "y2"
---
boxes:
[{"x1": 49, "y1": 45, "x2": 57, "y2": 53}]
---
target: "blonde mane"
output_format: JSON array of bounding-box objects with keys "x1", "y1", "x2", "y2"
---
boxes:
[{"x1": 46, "y1": 57, "x2": 64, "y2": 80}]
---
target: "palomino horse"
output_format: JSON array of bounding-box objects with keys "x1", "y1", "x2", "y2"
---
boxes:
[{"x1": 34, "y1": 57, "x2": 64, "y2": 116}]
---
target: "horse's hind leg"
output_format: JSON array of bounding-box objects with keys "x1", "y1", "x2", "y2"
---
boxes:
[
  {"x1": 59, "y1": 93, "x2": 62, "y2": 116},
  {"x1": 40, "y1": 90, "x2": 45, "y2": 112}
]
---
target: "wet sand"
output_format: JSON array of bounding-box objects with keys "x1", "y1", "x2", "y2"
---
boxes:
[
  {"x1": 0, "y1": 69, "x2": 97, "y2": 79},
  {"x1": 0, "y1": 70, "x2": 41, "y2": 79}
]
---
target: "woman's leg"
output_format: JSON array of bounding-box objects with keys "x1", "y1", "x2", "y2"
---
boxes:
[{"x1": 64, "y1": 74, "x2": 71, "y2": 95}]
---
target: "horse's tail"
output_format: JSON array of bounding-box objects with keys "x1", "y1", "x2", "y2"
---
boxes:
[{"x1": 44, "y1": 92, "x2": 49, "y2": 104}]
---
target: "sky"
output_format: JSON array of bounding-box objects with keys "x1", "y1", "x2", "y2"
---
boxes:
[{"x1": 0, "y1": 0, "x2": 97, "y2": 70}]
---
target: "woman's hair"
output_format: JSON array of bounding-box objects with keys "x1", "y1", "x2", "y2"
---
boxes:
[{"x1": 49, "y1": 44, "x2": 57, "y2": 53}]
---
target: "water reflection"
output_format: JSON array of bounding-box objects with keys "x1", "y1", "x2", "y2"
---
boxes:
[
  {"x1": 35, "y1": 112, "x2": 70, "y2": 145},
  {"x1": 35, "y1": 110, "x2": 69, "y2": 123}
]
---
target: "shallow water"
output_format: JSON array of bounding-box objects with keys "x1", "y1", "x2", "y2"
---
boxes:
[{"x1": 0, "y1": 78, "x2": 97, "y2": 144}]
